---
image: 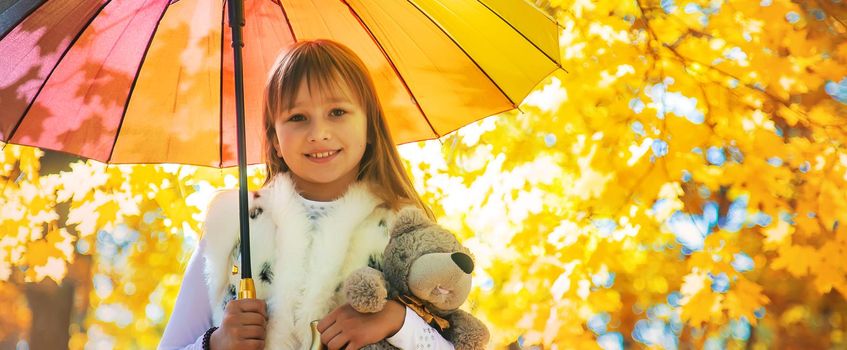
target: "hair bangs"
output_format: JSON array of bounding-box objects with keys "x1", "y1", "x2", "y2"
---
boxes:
[{"x1": 274, "y1": 47, "x2": 364, "y2": 117}]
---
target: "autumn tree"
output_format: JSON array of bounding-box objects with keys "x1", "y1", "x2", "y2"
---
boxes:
[{"x1": 0, "y1": 145, "x2": 264, "y2": 349}]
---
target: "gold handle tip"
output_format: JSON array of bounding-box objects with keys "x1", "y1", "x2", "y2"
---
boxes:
[{"x1": 238, "y1": 278, "x2": 255, "y2": 299}]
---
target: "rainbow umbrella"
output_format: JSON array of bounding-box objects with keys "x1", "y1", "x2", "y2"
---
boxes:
[{"x1": 0, "y1": 0, "x2": 562, "y2": 293}]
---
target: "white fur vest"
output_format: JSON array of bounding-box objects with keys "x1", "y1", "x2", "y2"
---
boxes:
[{"x1": 202, "y1": 174, "x2": 398, "y2": 349}]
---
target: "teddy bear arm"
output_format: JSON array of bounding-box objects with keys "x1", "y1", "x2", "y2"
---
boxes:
[
  {"x1": 344, "y1": 266, "x2": 389, "y2": 313},
  {"x1": 443, "y1": 309, "x2": 490, "y2": 350}
]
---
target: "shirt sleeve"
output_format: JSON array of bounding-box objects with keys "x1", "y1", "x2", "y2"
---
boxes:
[
  {"x1": 158, "y1": 238, "x2": 213, "y2": 350},
  {"x1": 386, "y1": 306, "x2": 456, "y2": 350}
]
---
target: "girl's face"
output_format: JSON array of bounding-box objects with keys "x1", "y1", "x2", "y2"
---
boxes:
[{"x1": 272, "y1": 78, "x2": 368, "y2": 201}]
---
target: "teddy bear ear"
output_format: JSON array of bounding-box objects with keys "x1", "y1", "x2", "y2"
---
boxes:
[{"x1": 390, "y1": 207, "x2": 430, "y2": 238}]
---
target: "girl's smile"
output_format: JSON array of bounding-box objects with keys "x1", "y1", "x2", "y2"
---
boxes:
[{"x1": 304, "y1": 149, "x2": 341, "y2": 163}]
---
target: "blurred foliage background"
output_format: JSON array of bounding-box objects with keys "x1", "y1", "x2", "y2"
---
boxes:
[{"x1": 2, "y1": 0, "x2": 847, "y2": 348}]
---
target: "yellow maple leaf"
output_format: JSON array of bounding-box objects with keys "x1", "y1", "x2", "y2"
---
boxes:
[
  {"x1": 723, "y1": 278, "x2": 770, "y2": 325},
  {"x1": 681, "y1": 289, "x2": 724, "y2": 327},
  {"x1": 24, "y1": 239, "x2": 55, "y2": 268},
  {"x1": 810, "y1": 242, "x2": 847, "y2": 294},
  {"x1": 771, "y1": 244, "x2": 817, "y2": 277}
]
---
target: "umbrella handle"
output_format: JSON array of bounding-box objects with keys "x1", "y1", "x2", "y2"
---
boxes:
[{"x1": 238, "y1": 278, "x2": 256, "y2": 299}]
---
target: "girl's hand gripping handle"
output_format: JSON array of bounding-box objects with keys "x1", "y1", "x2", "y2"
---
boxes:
[{"x1": 209, "y1": 297, "x2": 268, "y2": 350}]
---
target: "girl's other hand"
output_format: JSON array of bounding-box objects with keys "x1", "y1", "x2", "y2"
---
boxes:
[
  {"x1": 210, "y1": 298, "x2": 268, "y2": 350},
  {"x1": 317, "y1": 301, "x2": 406, "y2": 350}
]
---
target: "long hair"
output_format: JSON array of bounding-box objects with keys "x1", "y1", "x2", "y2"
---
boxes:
[{"x1": 261, "y1": 40, "x2": 433, "y2": 219}]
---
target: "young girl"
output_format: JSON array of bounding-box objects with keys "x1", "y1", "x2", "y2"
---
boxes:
[{"x1": 158, "y1": 40, "x2": 458, "y2": 350}]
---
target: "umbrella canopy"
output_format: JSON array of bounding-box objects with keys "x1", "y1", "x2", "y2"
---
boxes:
[{"x1": 0, "y1": 0, "x2": 561, "y2": 167}]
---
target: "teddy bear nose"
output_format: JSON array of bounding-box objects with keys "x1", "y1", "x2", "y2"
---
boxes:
[{"x1": 451, "y1": 252, "x2": 474, "y2": 274}]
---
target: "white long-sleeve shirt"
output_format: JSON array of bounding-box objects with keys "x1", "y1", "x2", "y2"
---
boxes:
[{"x1": 158, "y1": 195, "x2": 454, "y2": 350}]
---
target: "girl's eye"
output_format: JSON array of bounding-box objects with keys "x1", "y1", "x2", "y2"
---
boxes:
[
  {"x1": 330, "y1": 109, "x2": 346, "y2": 117},
  {"x1": 289, "y1": 114, "x2": 305, "y2": 122}
]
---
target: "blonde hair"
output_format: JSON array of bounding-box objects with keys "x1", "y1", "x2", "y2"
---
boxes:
[{"x1": 261, "y1": 40, "x2": 433, "y2": 219}]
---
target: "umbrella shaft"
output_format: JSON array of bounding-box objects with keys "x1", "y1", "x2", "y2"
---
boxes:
[{"x1": 227, "y1": 0, "x2": 251, "y2": 281}]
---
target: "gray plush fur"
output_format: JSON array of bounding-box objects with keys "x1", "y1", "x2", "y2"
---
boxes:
[
  {"x1": 344, "y1": 207, "x2": 490, "y2": 350},
  {"x1": 343, "y1": 266, "x2": 388, "y2": 313}
]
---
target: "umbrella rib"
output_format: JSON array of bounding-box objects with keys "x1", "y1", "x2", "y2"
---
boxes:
[
  {"x1": 106, "y1": 0, "x2": 171, "y2": 163},
  {"x1": 6, "y1": 0, "x2": 112, "y2": 146},
  {"x1": 0, "y1": 0, "x2": 47, "y2": 40},
  {"x1": 343, "y1": 2, "x2": 439, "y2": 139},
  {"x1": 473, "y1": 0, "x2": 565, "y2": 72},
  {"x1": 403, "y1": 0, "x2": 516, "y2": 110},
  {"x1": 274, "y1": 0, "x2": 297, "y2": 42}
]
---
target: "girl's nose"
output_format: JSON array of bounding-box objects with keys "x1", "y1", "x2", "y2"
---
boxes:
[
  {"x1": 308, "y1": 133, "x2": 329, "y2": 142},
  {"x1": 307, "y1": 120, "x2": 331, "y2": 142}
]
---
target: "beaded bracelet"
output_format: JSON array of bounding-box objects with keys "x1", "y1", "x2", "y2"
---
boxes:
[{"x1": 202, "y1": 326, "x2": 218, "y2": 350}]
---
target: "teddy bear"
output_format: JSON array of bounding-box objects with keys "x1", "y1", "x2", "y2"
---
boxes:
[{"x1": 342, "y1": 207, "x2": 490, "y2": 350}]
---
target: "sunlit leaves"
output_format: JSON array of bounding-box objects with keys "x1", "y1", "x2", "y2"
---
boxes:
[{"x1": 401, "y1": 0, "x2": 847, "y2": 348}]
